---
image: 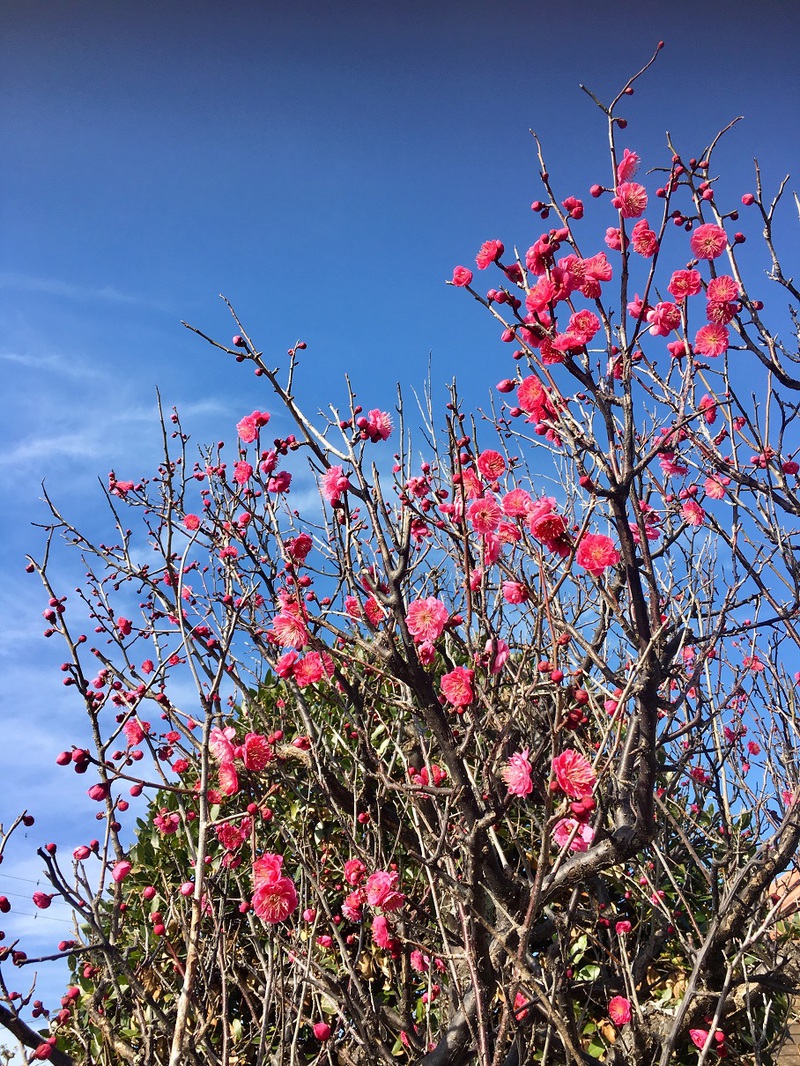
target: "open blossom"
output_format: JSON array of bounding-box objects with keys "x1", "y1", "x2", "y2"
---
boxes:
[
  {"x1": 526, "y1": 274, "x2": 558, "y2": 312},
  {"x1": 365, "y1": 870, "x2": 406, "y2": 911},
  {"x1": 270, "y1": 603, "x2": 310, "y2": 649},
  {"x1": 502, "y1": 581, "x2": 528, "y2": 604},
  {"x1": 406, "y1": 597, "x2": 449, "y2": 643},
  {"x1": 154, "y1": 809, "x2": 181, "y2": 834},
  {"x1": 440, "y1": 666, "x2": 475, "y2": 707},
  {"x1": 363, "y1": 409, "x2": 393, "y2": 442},
  {"x1": 576, "y1": 532, "x2": 620, "y2": 576},
  {"x1": 612, "y1": 181, "x2": 648, "y2": 218},
  {"x1": 690, "y1": 223, "x2": 727, "y2": 259},
  {"x1": 552, "y1": 749, "x2": 597, "y2": 798},
  {"x1": 502, "y1": 749, "x2": 533, "y2": 797},
  {"x1": 267, "y1": 470, "x2": 292, "y2": 493},
  {"x1": 286, "y1": 532, "x2": 313, "y2": 562},
  {"x1": 476, "y1": 449, "x2": 506, "y2": 480},
  {"x1": 341, "y1": 889, "x2": 364, "y2": 921},
  {"x1": 681, "y1": 499, "x2": 706, "y2": 526},
  {"x1": 698, "y1": 394, "x2": 717, "y2": 424},
  {"x1": 517, "y1": 375, "x2": 556, "y2": 422},
  {"x1": 668, "y1": 268, "x2": 703, "y2": 301},
  {"x1": 275, "y1": 650, "x2": 299, "y2": 678},
  {"x1": 707, "y1": 274, "x2": 739, "y2": 303},
  {"x1": 645, "y1": 301, "x2": 681, "y2": 337},
  {"x1": 630, "y1": 218, "x2": 658, "y2": 257},
  {"x1": 528, "y1": 503, "x2": 568, "y2": 550},
  {"x1": 293, "y1": 651, "x2": 326, "y2": 687},
  {"x1": 616, "y1": 147, "x2": 640, "y2": 183},
  {"x1": 251, "y1": 856, "x2": 298, "y2": 924},
  {"x1": 468, "y1": 494, "x2": 503, "y2": 534},
  {"x1": 410, "y1": 948, "x2": 430, "y2": 973},
  {"x1": 694, "y1": 323, "x2": 729, "y2": 357},
  {"x1": 251, "y1": 874, "x2": 298, "y2": 925},
  {"x1": 502, "y1": 488, "x2": 533, "y2": 517},
  {"x1": 704, "y1": 474, "x2": 728, "y2": 499},
  {"x1": 320, "y1": 465, "x2": 351, "y2": 505},
  {"x1": 417, "y1": 640, "x2": 436, "y2": 665},
  {"x1": 210, "y1": 727, "x2": 239, "y2": 795},
  {"x1": 705, "y1": 298, "x2": 738, "y2": 325},
  {"x1": 552, "y1": 818, "x2": 595, "y2": 852},
  {"x1": 566, "y1": 309, "x2": 601, "y2": 345},
  {"x1": 560, "y1": 251, "x2": 612, "y2": 298},
  {"x1": 123, "y1": 718, "x2": 147, "y2": 746},
  {"x1": 627, "y1": 293, "x2": 647, "y2": 320},
  {"x1": 233, "y1": 460, "x2": 253, "y2": 485},
  {"x1": 475, "y1": 239, "x2": 504, "y2": 268},
  {"x1": 608, "y1": 996, "x2": 632, "y2": 1026},
  {"x1": 236, "y1": 410, "x2": 270, "y2": 443}
]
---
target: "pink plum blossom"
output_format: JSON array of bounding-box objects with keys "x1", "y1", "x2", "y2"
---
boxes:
[
  {"x1": 251, "y1": 853, "x2": 297, "y2": 924},
  {"x1": 468, "y1": 494, "x2": 502, "y2": 534},
  {"x1": 694, "y1": 323, "x2": 729, "y2": 357},
  {"x1": 551, "y1": 818, "x2": 595, "y2": 851},
  {"x1": 630, "y1": 218, "x2": 658, "y2": 257},
  {"x1": 690, "y1": 223, "x2": 727, "y2": 259},
  {"x1": 612, "y1": 181, "x2": 648, "y2": 218},
  {"x1": 440, "y1": 667, "x2": 475, "y2": 707},
  {"x1": 667, "y1": 268, "x2": 702, "y2": 301},
  {"x1": 475, "y1": 240, "x2": 504, "y2": 268},
  {"x1": 608, "y1": 996, "x2": 632, "y2": 1026},
  {"x1": 552, "y1": 749, "x2": 597, "y2": 798},
  {"x1": 502, "y1": 749, "x2": 533, "y2": 797},
  {"x1": 484, "y1": 637, "x2": 510, "y2": 674},
  {"x1": 236, "y1": 410, "x2": 270, "y2": 443},
  {"x1": 616, "y1": 148, "x2": 640, "y2": 183},
  {"x1": 476, "y1": 449, "x2": 506, "y2": 480},
  {"x1": 344, "y1": 858, "x2": 366, "y2": 886},
  {"x1": 365, "y1": 870, "x2": 406, "y2": 911},
  {"x1": 111, "y1": 861, "x2": 132, "y2": 883},
  {"x1": 575, "y1": 533, "x2": 620, "y2": 576},
  {"x1": 406, "y1": 597, "x2": 449, "y2": 643},
  {"x1": 320, "y1": 465, "x2": 351, "y2": 505}
]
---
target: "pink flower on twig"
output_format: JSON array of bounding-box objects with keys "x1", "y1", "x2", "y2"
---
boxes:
[
  {"x1": 251, "y1": 853, "x2": 297, "y2": 924},
  {"x1": 406, "y1": 597, "x2": 449, "y2": 644},
  {"x1": 552, "y1": 749, "x2": 596, "y2": 798},
  {"x1": 365, "y1": 870, "x2": 406, "y2": 911},
  {"x1": 502, "y1": 749, "x2": 533, "y2": 797},
  {"x1": 690, "y1": 223, "x2": 727, "y2": 260},
  {"x1": 575, "y1": 533, "x2": 620, "y2": 576},
  {"x1": 551, "y1": 818, "x2": 595, "y2": 852},
  {"x1": 440, "y1": 667, "x2": 475, "y2": 708},
  {"x1": 608, "y1": 996, "x2": 632, "y2": 1026}
]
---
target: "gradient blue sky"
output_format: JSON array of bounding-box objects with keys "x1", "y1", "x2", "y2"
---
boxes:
[{"x1": 1, "y1": 0, "x2": 798, "y2": 1040}]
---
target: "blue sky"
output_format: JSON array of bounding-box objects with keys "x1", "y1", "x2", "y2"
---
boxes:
[{"x1": 1, "y1": 0, "x2": 798, "y2": 1043}]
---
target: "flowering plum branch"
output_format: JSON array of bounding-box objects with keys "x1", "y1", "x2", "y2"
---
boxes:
[{"x1": 2, "y1": 44, "x2": 800, "y2": 1066}]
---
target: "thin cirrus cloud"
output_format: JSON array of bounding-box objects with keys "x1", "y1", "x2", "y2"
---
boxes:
[{"x1": 0, "y1": 271, "x2": 173, "y2": 313}]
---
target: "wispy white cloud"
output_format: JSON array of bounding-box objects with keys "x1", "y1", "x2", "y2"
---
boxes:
[
  {"x1": 0, "y1": 349, "x2": 105, "y2": 383},
  {"x1": 0, "y1": 272, "x2": 173, "y2": 313}
]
